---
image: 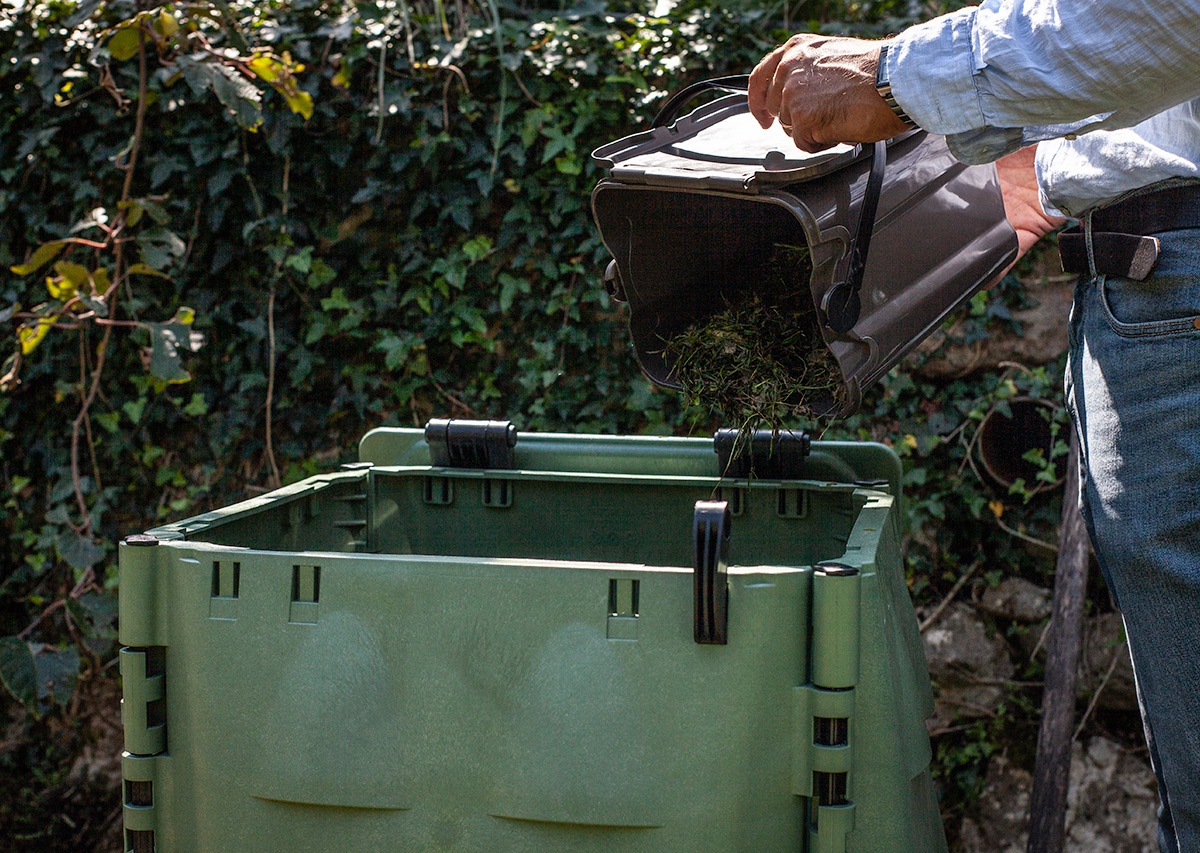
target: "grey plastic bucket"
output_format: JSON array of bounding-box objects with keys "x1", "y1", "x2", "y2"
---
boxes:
[{"x1": 591, "y1": 78, "x2": 1019, "y2": 416}]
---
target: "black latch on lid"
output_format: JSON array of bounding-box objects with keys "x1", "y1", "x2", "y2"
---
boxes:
[
  {"x1": 693, "y1": 500, "x2": 731, "y2": 645},
  {"x1": 714, "y1": 428, "x2": 810, "y2": 479},
  {"x1": 425, "y1": 419, "x2": 518, "y2": 469}
]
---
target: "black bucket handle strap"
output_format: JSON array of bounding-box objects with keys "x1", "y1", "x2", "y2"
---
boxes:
[{"x1": 823, "y1": 138, "x2": 887, "y2": 334}]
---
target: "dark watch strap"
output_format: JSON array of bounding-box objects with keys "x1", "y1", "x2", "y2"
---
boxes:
[{"x1": 875, "y1": 44, "x2": 918, "y2": 130}]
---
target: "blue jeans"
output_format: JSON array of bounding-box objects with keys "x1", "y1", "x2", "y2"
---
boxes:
[{"x1": 1066, "y1": 225, "x2": 1200, "y2": 853}]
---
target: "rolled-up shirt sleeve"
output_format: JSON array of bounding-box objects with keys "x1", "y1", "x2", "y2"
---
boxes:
[{"x1": 886, "y1": 0, "x2": 1200, "y2": 164}]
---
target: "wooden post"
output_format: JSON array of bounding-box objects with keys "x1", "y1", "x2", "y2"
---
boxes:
[{"x1": 1027, "y1": 427, "x2": 1089, "y2": 853}]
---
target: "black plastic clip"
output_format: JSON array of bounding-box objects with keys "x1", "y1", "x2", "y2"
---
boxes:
[
  {"x1": 603, "y1": 259, "x2": 627, "y2": 303},
  {"x1": 425, "y1": 419, "x2": 518, "y2": 469},
  {"x1": 714, "y1": 428, "x2": 811, "y2": 479},
  {"x1": 693, "y1": 500, "x2": 731, "y2": 645}
]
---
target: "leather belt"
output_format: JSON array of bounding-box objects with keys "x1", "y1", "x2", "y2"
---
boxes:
[
  {"x1": 1059, "y1": 229, "x2": 1161, "y2": 280},
  {"x1": 1058, "y1": 182, "x2": 1200, "y2": 280}
]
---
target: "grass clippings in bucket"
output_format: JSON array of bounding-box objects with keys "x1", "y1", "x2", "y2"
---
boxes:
[{"x1": 663, "y1": 244, "x2": 845, "y2": 434}]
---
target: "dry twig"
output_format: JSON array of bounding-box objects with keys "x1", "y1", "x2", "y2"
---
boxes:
[{"x1": 919, "y1": 559, "x2": 983, "y2": 633}]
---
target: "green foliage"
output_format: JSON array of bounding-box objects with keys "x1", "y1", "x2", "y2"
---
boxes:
[{"x1": 1, "y1": 0, "x2": 1072, "y2": 847}]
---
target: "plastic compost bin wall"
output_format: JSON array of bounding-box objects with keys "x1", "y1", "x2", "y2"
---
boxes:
[{"x1": 118, "y1": 428, "x2": 947, "y2": 853}]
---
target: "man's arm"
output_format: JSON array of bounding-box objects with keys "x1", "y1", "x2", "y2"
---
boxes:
[
  {"x1": 993, "y1": 145, "x2": 1067, "y2": 274},
  {"x1": 749, "y1": 0, "x2": 1200, "y2": 163}
]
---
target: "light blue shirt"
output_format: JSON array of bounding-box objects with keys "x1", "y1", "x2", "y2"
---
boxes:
[{"x1": 887, "y1": 1, "x2": 1200, "y2": 216}]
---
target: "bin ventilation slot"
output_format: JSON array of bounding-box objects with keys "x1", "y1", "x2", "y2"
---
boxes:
[
  {"x1": 211, "y1": 561, "x2": 240, "y2": 598},
  {"x1": 482, "y1": 478, "x2": 512, "y2": 508},
  {"x1": 125, "y1": 780, "x2": 153, "y2": 807},
  {"x1": 693, "y1": 500, "x2": 730, "y2": 645},
  {"x1": 425, "y1": 418, "x2": 517, "y2": 469},
  {"x1": 714, "y1": 428, "x2": 810, "y2": 479},
  {"x1": 776, "y1": 488, "x2": 808, "y2": 519},
  {"x1": 607, "y1": 578, "x2": 640, "y2": 641},
  {"x1": 209, "y1": 560, "x2": 241, "y2": 620},
  {"x1": 292, "y1": 565, "x2": 320, "y2": 603},
  {"x1": 813, "y1": 716, "x2": 848, "y2": 747},
  {"x1": 126, "y1": 829, "x2": 155, "y2": 853},
  {"x1": 289, "y1": 565, "x2": 321, "y2": 625},
  {"x1": 609, "y1": 578, "x2": 640, "y2": 617},
  {"x1": 813, "y1": 771, "x2": 849, "y2": 807},
  {"x1": 424, "y1": 476, "x2": 453, "y2": 505}
]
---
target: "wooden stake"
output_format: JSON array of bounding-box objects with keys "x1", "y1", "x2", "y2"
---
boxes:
[{"x1": 1028, "y1": 427, "x2": 1089, "y2": 853}]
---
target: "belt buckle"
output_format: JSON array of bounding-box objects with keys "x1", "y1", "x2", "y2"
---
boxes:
[{"x1": 1058, "y1": 230, "x2": 1160, "y2": 280}]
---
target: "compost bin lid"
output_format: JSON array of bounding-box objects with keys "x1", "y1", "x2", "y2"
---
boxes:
[{"x1": 592, "y1": 95, "x2": 863, "y2": 191}]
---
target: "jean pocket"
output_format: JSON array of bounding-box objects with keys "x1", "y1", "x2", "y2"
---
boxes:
[{"x1": 1099, "y1": 274, "x2": 1200, "y2": 338}]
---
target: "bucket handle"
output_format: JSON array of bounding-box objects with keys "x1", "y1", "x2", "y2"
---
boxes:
[
  {"x1": 651, "y1": 75, "x2": 887, "y2": 334},
  {"x1": 651, "y1": 75, "x2": 751, "y2": 128}
]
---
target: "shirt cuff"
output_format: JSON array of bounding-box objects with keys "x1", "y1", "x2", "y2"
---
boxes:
[{"x1": 887, "y1": 7, "x2": 986, "y2": 136}]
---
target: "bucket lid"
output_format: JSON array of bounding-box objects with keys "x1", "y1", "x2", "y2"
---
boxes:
[{"x1": 592, "y1": 92, "x2": 864, "y2": 191}]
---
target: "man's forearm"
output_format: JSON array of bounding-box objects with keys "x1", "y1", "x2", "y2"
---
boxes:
[{"x1": 890, "y1": 0, "x2": 1200, "y2": 163}]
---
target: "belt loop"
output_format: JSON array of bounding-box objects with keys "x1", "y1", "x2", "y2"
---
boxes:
[{"x1": 1082, "y1": 210, "x2": 1097, "y2": 279}]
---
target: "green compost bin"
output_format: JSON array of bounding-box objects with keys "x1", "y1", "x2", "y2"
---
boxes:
[{"x1": 118, "y1": 424, "x2": 948, "y2": 853}]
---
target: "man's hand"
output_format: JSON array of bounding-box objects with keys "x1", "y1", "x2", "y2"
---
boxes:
[
  {"x1": 993, "y1": 145, "x2": 1066, "y2": 278},
  {"x1": 748, "y1": 34, "x2": 909, "y2": 152}
]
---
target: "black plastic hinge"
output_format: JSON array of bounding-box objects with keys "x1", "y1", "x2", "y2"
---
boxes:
[
  {"x1": 714, "y1": 428, "x2": 810, "y2": 479},
  {"x1": 425, "y1": 419, "x2": 518, "y2": 469},
  {"x1": 693, "y1": 500, "x2": 731, "y2": 645}
]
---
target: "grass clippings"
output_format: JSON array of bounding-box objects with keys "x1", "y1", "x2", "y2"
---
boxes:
[{"x1": 663, "y1": 244, "x2": 846, "y2": 435}]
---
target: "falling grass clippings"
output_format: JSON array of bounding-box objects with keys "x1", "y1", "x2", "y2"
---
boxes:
[{"x1": 663, "y1": 244, "x2": 845, "y2": 437}]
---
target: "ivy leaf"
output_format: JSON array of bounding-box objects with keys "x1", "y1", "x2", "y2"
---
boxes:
[
  {"x1": 56, "y1": 529, "x2": 106, "y2": 572},
  {"x1": 54, "y1": 260, "x2": 90, "y2": 289},
  {"x1": 11, "y1": 240, "x2": 66, "y2": 275},
  {"x1": 122, "y1": 197, "x2": 170, "y2": 225},
  {"x1": 46, "y1": 275, "x2": 76, "y2": 301},
  {"x1": 154, "y1": 10, "x2": 179, "y2": 38},
  {"x1": 282, "y1": 89, "x2": 314, "y2": 121},
  {"x1": 177, "y1": 54, "x2": 209, "y2": 95},
  {"x1": 127, "y1": 263, "x2": 171, "y2": 279},
  {"x1": 94, "y1": 411, "x2": 121, "y2": 433},
  {"x1": 462, "y1": 235, "x2": 494, "y2": 262},
  {"x1": 123, "y1": 396, "x2": 147, "y2": 424},
  {"x1": 79, "y1": 592, "x2": 119, "y2": 630},
  {"x1": 91, "y1": 267, "x2": 112, "y2": 295},
  {"x1": 248, "y1": 53, "x2": 314, "y2": 120},
  {"x1": 107, "y1": 23, "x2": 143, "y2": 61},
  {"x1": 208, "y1": 64, "x2": 264, "y2": 129},
  {"x1": 247, "y1": 54, "x2": 284, "y2": 83},
  {"x1": 18, "y1": 316, "x2": 57, "y2": 355},
  {"x1": 143, "y1": 308, "x2": 204, "y2": 383},
  {"x1": 498, "y1": 273, "x2": 529, "y2": 312},
  {"x1": 44, "y1": 505, "x2": 72, "y2": 525},
  {"x1": 136, "y1": 226, "x2": 186, "y2": 271},
  {"x1": 0, "y1": 637, "x2": 37, "y2": 710},
  {"x1": 182, "y1": 392, "x2": 208, "y2": 416},
  {"x1": 178, "y1": 54, "x2": 263, "y2": 130},
  {"x1": 35, "y1": 645, "x2": 80, "y2": 708},
  {"x1": 120, "y1": 200, "x2": 144, "y2": 227}
]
